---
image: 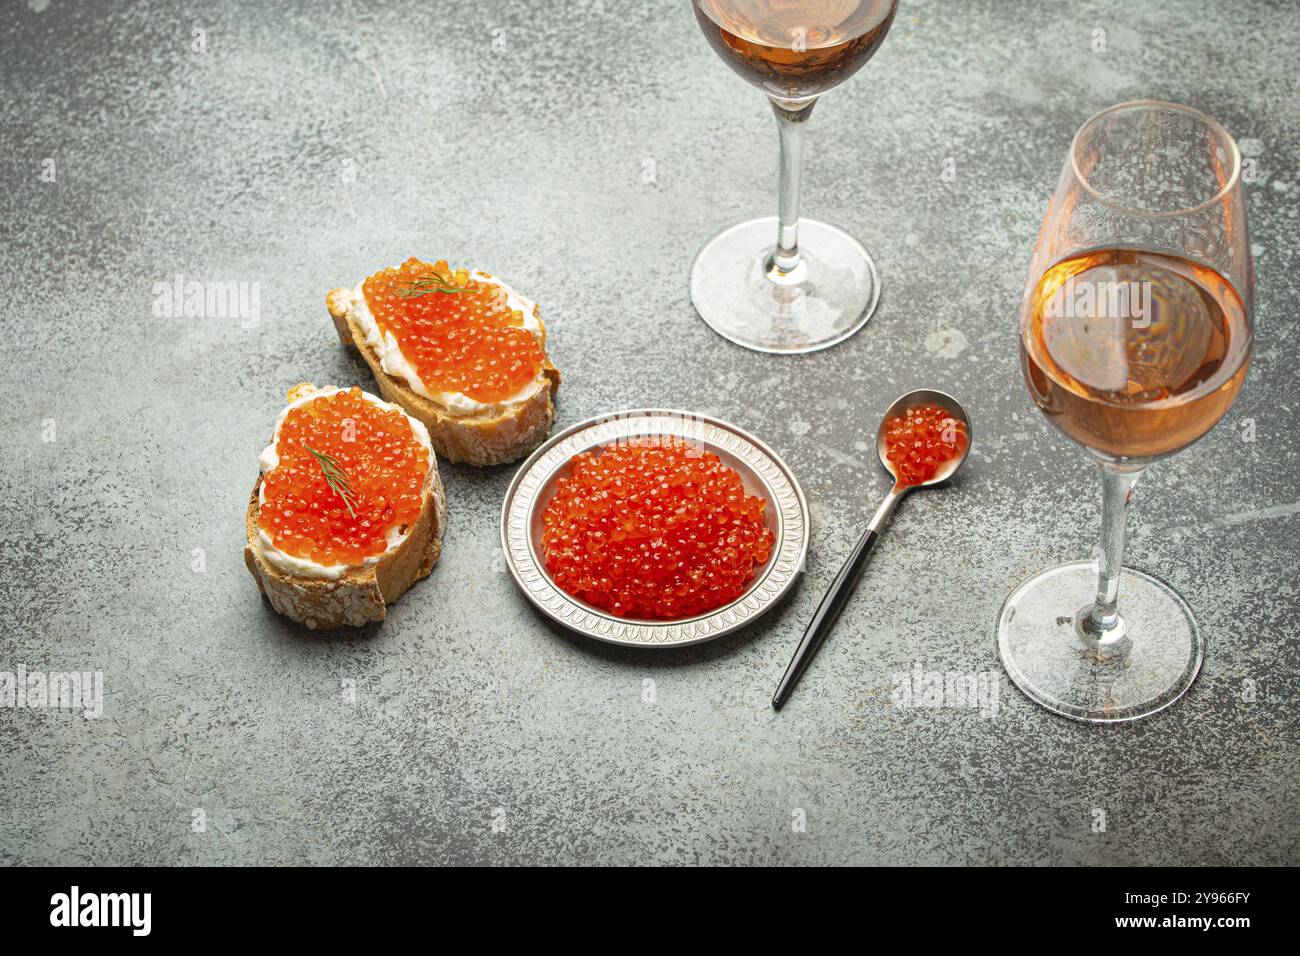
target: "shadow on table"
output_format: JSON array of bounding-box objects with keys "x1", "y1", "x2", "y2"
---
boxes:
[
  {"x1": 522, "y1": 572, "x2": 807, "y2": 671},
  {"x1": 251, "y1": 599, "x2": 387, "y2": 645}
]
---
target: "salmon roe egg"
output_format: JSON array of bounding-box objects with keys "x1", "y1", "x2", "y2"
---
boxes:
[
  {"x1": 258, "y1": 388, "x2": 429, "y2": 567},
  {"x1": 540, "y1": 439, "x2": 776, "y2": 620},
  {"x1": 882, "y1": 402, "x2": 967, "y2": 488},
  {"x1": 361, "y1": 257, "x2": 544, "y2": 404}
]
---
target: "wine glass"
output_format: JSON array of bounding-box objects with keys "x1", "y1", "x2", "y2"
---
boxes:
[
  {"x1": 690, "y1": 0, "x2": 900, "y2": 353},
  {"x1": 999, "y1": 101, "x2": 1254, "y2": 722}
]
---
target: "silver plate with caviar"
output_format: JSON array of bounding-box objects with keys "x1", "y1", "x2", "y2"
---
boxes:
[{"x1": 500, "y1": 409, "x2": 809, "y2": 647}]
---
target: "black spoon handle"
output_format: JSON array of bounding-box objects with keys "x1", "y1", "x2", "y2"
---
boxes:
[{"x1": 771, "y1": 525, "x2": 881, "y2": 710}]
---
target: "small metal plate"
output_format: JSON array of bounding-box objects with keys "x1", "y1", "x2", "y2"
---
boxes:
[{"x1": 500, "y1": 409, "x2": 810, "y2": 647}]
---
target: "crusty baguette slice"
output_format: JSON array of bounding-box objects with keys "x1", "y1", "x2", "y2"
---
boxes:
[
  {"x1": 243, "y1": 384, "x2": 448, "y2": 629},
  {"x1": 327, "y1": 284, "x2": 560, "y2": 467}
]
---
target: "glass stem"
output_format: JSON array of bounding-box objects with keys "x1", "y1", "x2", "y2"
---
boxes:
[
  {"x1": 1084, "y1": 461, "x2": 1145, "y2": 636},
  {"x1": 769, "y1": 97, "x2": 816, "y2": 275}
]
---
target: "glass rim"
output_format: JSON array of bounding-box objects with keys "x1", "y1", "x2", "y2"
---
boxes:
[{"x1": 1069, "y1": 100, "x2": 1242, "y2": 220}]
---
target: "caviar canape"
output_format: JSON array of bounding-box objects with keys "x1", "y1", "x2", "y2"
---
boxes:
[
  {"x1": 326, "y1": 258, "x2": 561, "y2": 466},
  {"x1": 540, "y1": 438, "x2": 775, "y2": 620},
  {"x1": 244, "y1": 383, "x2": 447, "y2": 629}
]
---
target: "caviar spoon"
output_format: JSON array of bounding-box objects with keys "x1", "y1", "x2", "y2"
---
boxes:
[{"x1": 772, "y1": 389, "x2": 972, "y2": 710}]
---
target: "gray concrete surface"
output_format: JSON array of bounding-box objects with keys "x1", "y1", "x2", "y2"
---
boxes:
[{"x1": 1, "y1": 0, "x2": 1297, "y2": 866}]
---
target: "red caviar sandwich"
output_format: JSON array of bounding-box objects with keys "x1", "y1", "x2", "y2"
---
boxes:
[
  {"x1": 327, "y1": 258, "x2": 561, "y2": 466},
  {"x1": 244, "y1": 383, "x2": 447, "y2": 628}
]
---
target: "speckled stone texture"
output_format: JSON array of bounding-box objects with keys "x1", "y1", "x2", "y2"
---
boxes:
[{"x1": 1, "y1": 0, "x2": 1296, "y2": 866}]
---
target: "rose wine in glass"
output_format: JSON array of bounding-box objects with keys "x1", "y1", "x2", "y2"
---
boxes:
[
  {"x1": 690, "y1": 0, "x2": 900, "y2": 353},
  {"x1": 694, "y1": 0, "x2": 897, "y2": 99},
  {"x1": 1022, "y1": 248, "x2": 1251, "y2": 460},
  {"x1": 999, "y1": 102, "x2": 1254, "y2": 723}
]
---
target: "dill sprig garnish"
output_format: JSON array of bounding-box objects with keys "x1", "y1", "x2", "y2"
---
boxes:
[
  {"x1": 398, "y1": 271, "x2": 469, "y2": 298},
  {"x1": 303, "y1": 444, "x2": 358, "y2": 518}
]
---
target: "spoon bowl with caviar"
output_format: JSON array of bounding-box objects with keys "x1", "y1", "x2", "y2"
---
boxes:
[{"x1": 772, "y1": 389, "x2": 972, "y2": 709}]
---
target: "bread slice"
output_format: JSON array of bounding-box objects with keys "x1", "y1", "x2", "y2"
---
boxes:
[
  {"x1": 327, "y1": 278, "x2": 561, "y2": 467},
  {"x1": 244, "y1": 384, "x2": 448, "y2": 629}
]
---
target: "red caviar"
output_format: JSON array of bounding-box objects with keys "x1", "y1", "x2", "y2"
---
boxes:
[
  {"x1": 362, "y1": 257, "x2": 544, "y2": 404},
  {"x1": 259, "y1": 388, "x2": 429, "y2": 566},
  {"x1": 541, "y1": 439, "x2": 775, "y2": 620},
  {"x1": 883, "y1": 402, "x2": 967, "y2": 487}
]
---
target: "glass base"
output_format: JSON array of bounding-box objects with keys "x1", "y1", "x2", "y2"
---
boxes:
[
  {"x1": 996, "y1": 560, "x2": 1203, "y2": 723},
  {"x1": 689, "y1": 216, "x2": 879, "y2": 354}
]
